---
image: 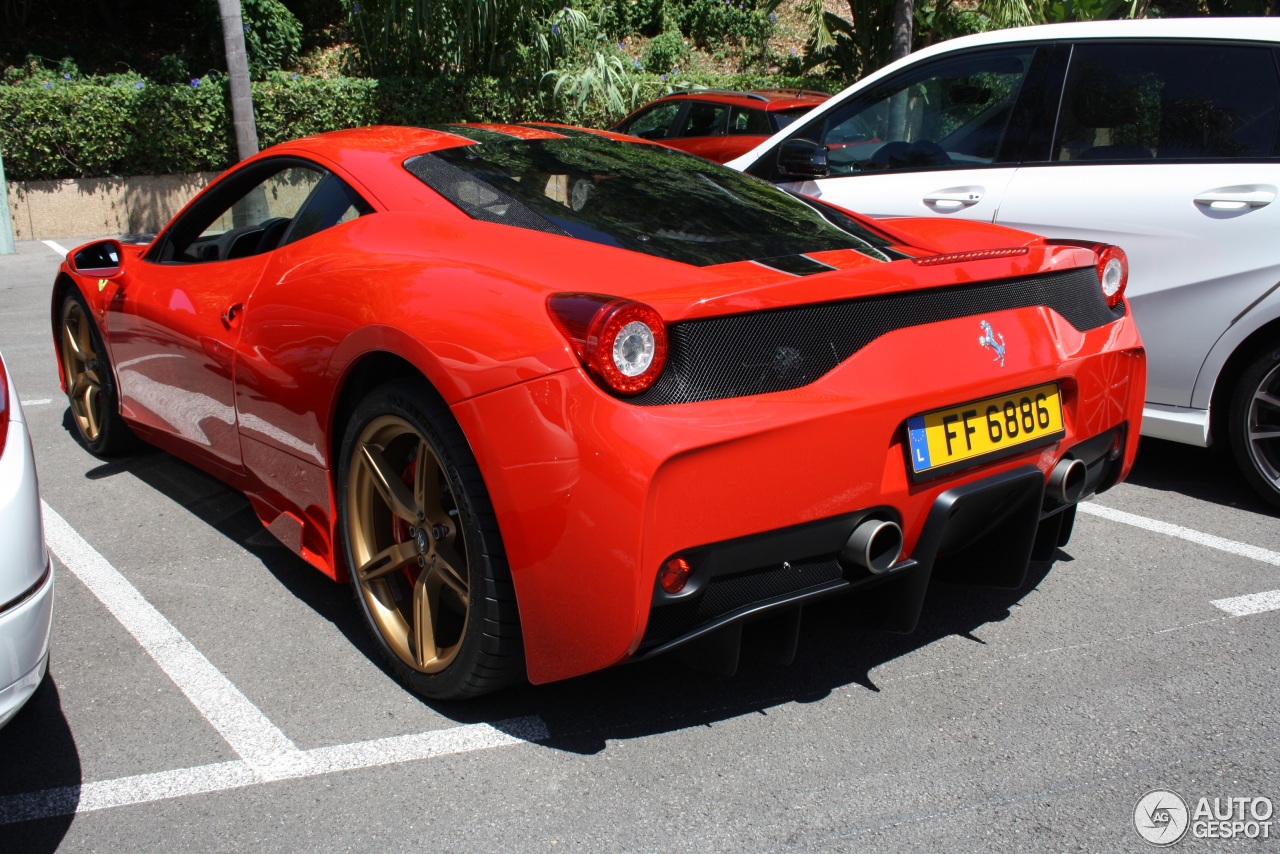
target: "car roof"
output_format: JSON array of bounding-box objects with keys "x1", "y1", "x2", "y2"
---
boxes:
[
  {"x1": 261, "y1": 122, "x2": 638, "y2": 170},
  {"x1": 237, "y1": 123, "x2": 644, "y2": 209},
  {"x1": 877, "y1": 18, "x2": 1280, "y2": 72},
  {"x1": 649, "y1": 89, "x2": 830, "y2": 111},
  {"x1": 726, "y1": 18, "x2": 1280, "y2": 170}
]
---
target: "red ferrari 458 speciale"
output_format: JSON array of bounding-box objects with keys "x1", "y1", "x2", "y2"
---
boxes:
[{"x1": 52, "y1": 123, "x2": 1145, "y2": 699}]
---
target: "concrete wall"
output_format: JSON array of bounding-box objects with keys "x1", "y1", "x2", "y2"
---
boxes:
[{"x1": 5, "y1": 173, "x2": 219, "y2": 241}]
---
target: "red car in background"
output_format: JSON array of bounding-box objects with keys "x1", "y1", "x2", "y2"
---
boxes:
[
  {"x1": 611, "y1": 89, "x2": 829, "y2": 162},
  {"x1": 52, "y1": 123, "x2": 1143, "y2": 700}
]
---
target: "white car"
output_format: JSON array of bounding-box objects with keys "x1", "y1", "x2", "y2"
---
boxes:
[
  {"x1": 0, "y1": 349, "x2": 53, "y2": 728},
  {"x1": 730, "y1": 18, "x2": 1280, "y2": 508}
]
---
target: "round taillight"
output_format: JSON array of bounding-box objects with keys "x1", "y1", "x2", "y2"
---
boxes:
[
  {"x1": 1096, "y1": 245, "x2": 1128, "y2": 308},
  {"x1": 659, "y1": 557, "x2": 691, "y2": 595},
  {"x1": 548, "y1": 294, "x2": 668, "y2": 396}
]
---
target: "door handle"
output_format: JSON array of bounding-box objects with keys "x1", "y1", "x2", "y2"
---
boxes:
[
  {"x1": 1194, "y1": 186, "x2": 1276, "y2": 210},
  {"x1": 221, "y1": 303, "x2": 244, "y2": 329},
  {"x1": 924, "y1": 188, "x2": 983, "y2": 209}
]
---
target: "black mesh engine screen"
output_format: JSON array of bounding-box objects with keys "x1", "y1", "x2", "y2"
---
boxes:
[{"x1": 632, "y1": 266, "x2": 1122, "y2": 406}]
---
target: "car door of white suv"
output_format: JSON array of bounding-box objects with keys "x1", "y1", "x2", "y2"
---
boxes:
[
  {"x1": 994, "y1": 40, "x2": 1280, "y2": 425},
  {"x1": 742, "y1": 44, "x2": 1050, "y2": 222}
]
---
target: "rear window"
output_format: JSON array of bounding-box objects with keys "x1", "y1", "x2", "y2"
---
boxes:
[
  {"x1": 770, "y1": 107, "x2": 816, "y2": 131},
  {"x1": 404, "y1": 136, "x2": 903, "y2": 267}
]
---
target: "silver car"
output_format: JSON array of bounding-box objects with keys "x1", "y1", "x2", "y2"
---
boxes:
[{"x1": 731, "y1": 19, "x2": 1280, "y2": 509}]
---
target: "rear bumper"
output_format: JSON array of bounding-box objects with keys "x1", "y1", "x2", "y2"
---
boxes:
[
  {"x1": 455, "y1": 304, "x2": 1146, "y2": 684},
  {"x1": 0, "y1": 558, "x2": 53, "y2": 729},
  {"x1": 635, "y1": 426, "x2": 1122, "y2": 661}
]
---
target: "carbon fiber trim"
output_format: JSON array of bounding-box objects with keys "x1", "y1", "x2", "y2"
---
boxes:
[
  {"x1": 632, "y1": 267, "x2": 1123, "y2": 406},
  {"x1": 640, "y1": 556, "x2": 850, "y2": 651}
]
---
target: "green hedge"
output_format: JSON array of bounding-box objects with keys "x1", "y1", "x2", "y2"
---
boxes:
[{"x1": 0, "y1": 72, "x2": 825, "y2": 182}]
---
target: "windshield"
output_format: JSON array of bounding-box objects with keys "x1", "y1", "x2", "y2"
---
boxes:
[{"x1": 405, "y1": 136, "x2": 903, "y2": 267}]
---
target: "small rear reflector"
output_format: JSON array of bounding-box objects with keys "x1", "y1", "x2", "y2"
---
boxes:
[{"x1": 659, "y1": 557, "x2": 691, "y2": 595}]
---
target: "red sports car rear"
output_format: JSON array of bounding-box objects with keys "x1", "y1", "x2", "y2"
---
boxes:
[{"x1": 51, "y1": 124, "x2": 1144, "y2": 698}]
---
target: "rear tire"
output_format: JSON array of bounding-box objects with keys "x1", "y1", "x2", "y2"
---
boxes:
[
  {"x1": 1228, "y1": 345, "x2": 1280, "y2": 511},
  {"x1": 337, "y1": 379, "x2": 524, "y2": 700},
  {"x1": 57, "y1": 290, "x2": 136, "y2": 456}
]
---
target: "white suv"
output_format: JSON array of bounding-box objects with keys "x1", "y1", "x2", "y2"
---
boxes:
[{"x1": 730, "y1": 19, "x2": 1280, "y2": 509}]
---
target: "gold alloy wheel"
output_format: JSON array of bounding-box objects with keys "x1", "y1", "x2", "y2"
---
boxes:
[
  {"x1": 347, "y1": 414, "x2": 469, "y2": 674},
  {"x1": 60, "y1": 299, "x2": 105, "y2": 443}
]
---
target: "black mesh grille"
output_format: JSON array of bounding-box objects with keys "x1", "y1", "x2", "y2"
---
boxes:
[
  {"x1": 633, "y1": 267, "x2": 1122, "y2": 406},
  {"x1": 641, "y1": 556, "x2": 849, "y2": 650}
]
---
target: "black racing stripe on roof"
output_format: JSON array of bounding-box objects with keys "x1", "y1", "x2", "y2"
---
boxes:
[
  {"x1": 753, "y1": 255, "x2": 838, "y2": 277},
  {"x1": 419, "y1": 124, "x2": 521, "y2": 144},
  {"x1": 519, "y1": 123, "x2": 605, "y2": 139}
]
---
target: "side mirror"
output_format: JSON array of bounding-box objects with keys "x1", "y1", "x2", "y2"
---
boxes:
[
  {"x1": 777, "y1": 138, "x2": 829, "y2": 179},
  {"x1": 67, "y1": 239, "x2": 124, "y2": 278}
]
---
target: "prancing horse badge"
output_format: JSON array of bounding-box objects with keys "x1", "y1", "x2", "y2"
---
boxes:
[{"x1": 979, "y1": 320, "x2": 1006, "y2": 366}]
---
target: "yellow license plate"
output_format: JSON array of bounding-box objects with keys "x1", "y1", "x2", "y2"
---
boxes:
[{"x1": 907, "y1": 382, "x2": 1064, "y2": 475}]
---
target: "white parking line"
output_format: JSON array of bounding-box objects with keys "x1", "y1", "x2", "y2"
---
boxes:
[
  {"x1": 1211, "y1": 589, "x2": 1280, "y2": 617},
  {"x1": 42, "y1": 502, "x2": 302, "y2": 775},
  {"x1": 26, "y1": 502, "x2": 549, "y2": 822},
  {"x1": 1078, "y1": 501, "x2": 1280, "y2": 566},
  {"x1": 19, "y1": 399, "x2": 52, "y2": 407},
  {"x1": 0, "y1": 717, "x2": 547, "y2": 823},
  {"x1": 42, "y1": 240, "x2": 68, "y2": 258}
]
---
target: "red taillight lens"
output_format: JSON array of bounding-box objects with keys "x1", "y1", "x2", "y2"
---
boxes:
[
  {"x1": 1096, "y1": 244, "x2": 1128, "y2": 308},
  {"x1": 1046, "y1": 239, "x2": 1128, "y2": 308},
  {"x1": 548, "y1": 293, "x2": 669, "y2": 395},
  {"x1": 659, "y1": 557, "x2": 691, "y2": 595}
]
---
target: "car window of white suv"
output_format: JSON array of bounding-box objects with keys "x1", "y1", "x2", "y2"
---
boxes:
[
  {"x1": 811, "y1": 47, "x2": 1037, "y2": 175},
  {"x1": 1054, "y1": 42, "x2": 1280, "y2": 162}
]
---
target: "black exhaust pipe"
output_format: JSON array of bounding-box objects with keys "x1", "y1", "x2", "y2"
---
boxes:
[
  {"x1": 842, "y1": 518, "x2": 904, "y2": 574},
  {"x1": 1048, "y1": 457, "x2": 1088, "y2": 504}
]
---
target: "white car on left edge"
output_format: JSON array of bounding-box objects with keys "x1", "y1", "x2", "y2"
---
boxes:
[{"x1": 0, "y1": 347, "x2": 53, "y2": 728}]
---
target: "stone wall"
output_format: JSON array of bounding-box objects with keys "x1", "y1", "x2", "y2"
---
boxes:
[{"x1": 5, "y1": 173, "x2": 219, "y2": 241}]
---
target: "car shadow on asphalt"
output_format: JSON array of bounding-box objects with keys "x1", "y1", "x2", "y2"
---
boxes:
[
  {"x1": 84, "y1": 444, "x2": 381, "y2": 665},
  {"x1": 1124, "y1": 437, "x2": 1276, "y2": 516},
  {"x1": 438, "y1": 559, "x2": 1058, "y2": 755},
  {"x1": 0, "y1": 677, "x2": 80, "y2": 852},
  {"x1": 64, "y1": 436, "x2": 1084, "y2": 759}
]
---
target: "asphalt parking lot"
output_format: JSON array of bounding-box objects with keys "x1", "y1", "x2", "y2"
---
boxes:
[{"x1": 1, "y1": 238, "x2": 1278, "y2": 853}]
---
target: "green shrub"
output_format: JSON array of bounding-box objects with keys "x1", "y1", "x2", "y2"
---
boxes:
[
  {"x1": 241, "y1": 0, "x2": 305, "y2": 75},
  {"x1": 642, "y1": 31, "x2": 690, "y2": 73},
  {"x1": 0, "y1": 69, "x2": 824, "y2": 182},
  {"x1": 676, "y1": 0, "x2": 773, "y2": 50}
]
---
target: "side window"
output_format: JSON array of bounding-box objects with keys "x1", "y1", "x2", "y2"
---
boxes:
[
  {"x1": 281, "y1": 174, "x2": 373, "y2": 246},
  {"x1": 1054, "y1": 43, "x2": 1280, "y2": 163},
  {"x1": 619, "y1": 103, "x2": 682, "y2": 140},
  {"x1": 811, "y1": 47, "x2": 1035, "y2": 175},
  {"x1": 729, "y1": 106, "x2": 773, "y2": 135},
  {"x1": 675, "y1": 102, "x2": 728, "y2": 138},
  {"x1": 157, "y1": 163, "x2": 324, "y2": 263}
]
